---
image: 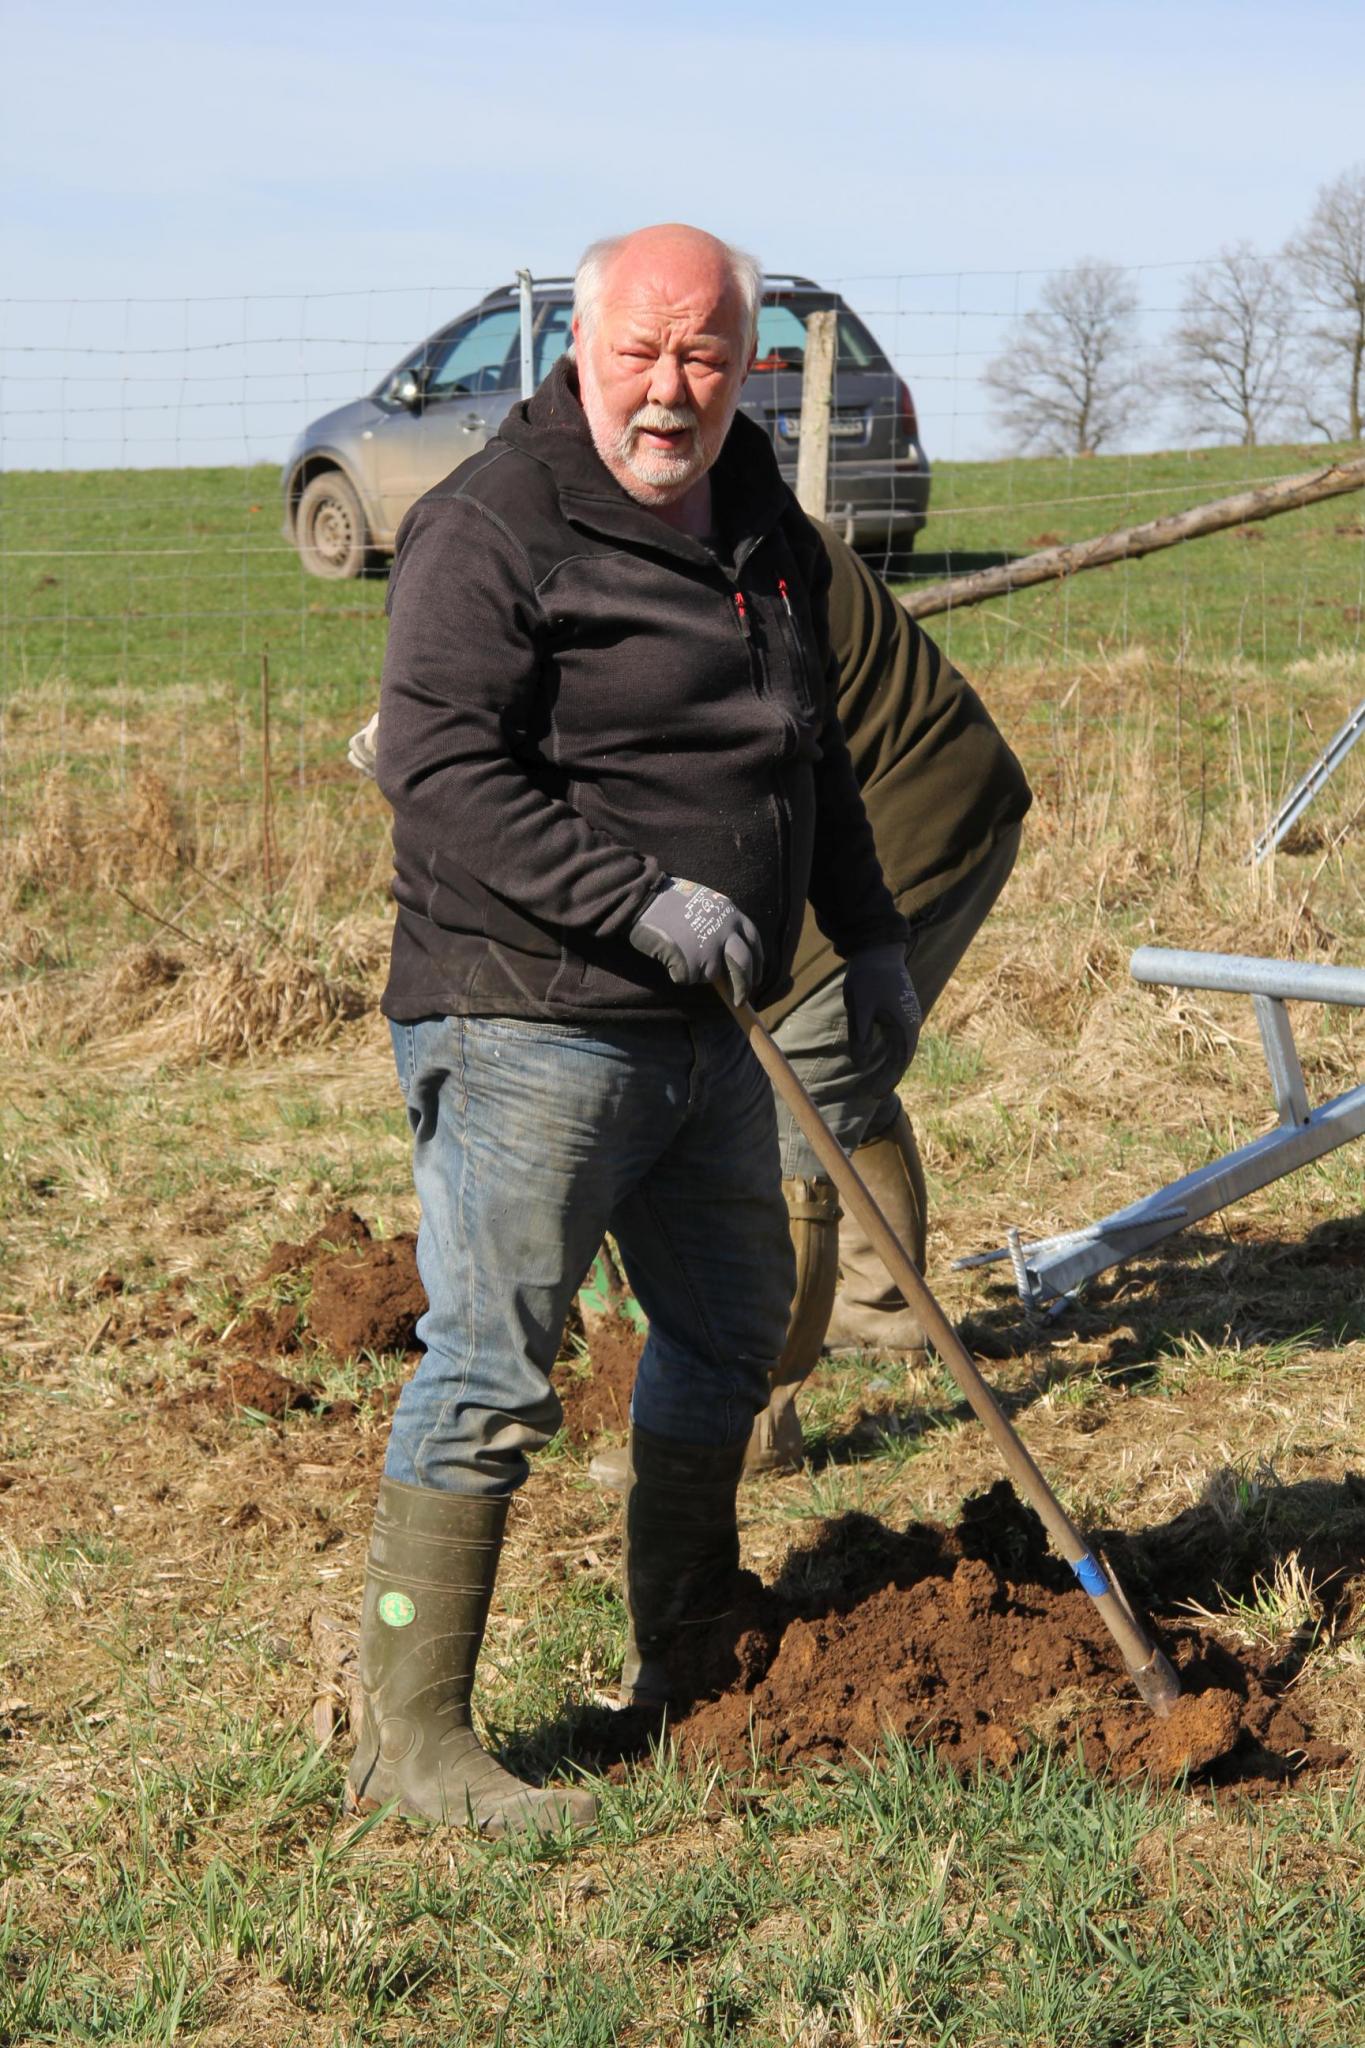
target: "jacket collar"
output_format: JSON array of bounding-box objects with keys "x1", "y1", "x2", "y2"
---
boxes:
[{"x1": 497, "y1": 354, "x2": 790, "y2": 570}]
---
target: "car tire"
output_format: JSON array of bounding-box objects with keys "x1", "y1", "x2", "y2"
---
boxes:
[{"x1": 295, "y1": 471, "x2": 371, "y2": 580}]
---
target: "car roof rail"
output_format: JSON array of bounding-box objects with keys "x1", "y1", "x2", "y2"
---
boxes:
[
  {"x1": 476, "y1": 278, "x2": 574, "y2": 306},
  {"x1": 475, "y1": 274, "x2": 825, "y2": 306}
]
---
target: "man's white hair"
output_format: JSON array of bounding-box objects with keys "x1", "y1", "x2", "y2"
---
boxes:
[{"x1": 574, "y1": 231, "x2": 763, "y2": 349}]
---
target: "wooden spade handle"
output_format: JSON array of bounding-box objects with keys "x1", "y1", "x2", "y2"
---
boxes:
[{"x1": 718, "y1": 984, "x2": 1179, "y2": 1718}]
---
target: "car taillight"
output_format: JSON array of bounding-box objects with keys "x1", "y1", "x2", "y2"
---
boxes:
[{"x1": 895, "y1": 377, "x2": 919, "y2": 446}]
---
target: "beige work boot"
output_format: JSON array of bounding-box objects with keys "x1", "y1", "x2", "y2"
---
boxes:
[
  {"x1": 744, "y1": 1175, "x2": 842, "y2": 1476},
  {"x1": 345, "y1": 1478, "x2": 596, "y2": 1836},
  {"x1": 620, "y1": 1426, "x2": 748, "y2": 1707},
  {"x1": 823, "y1": 1106, "x2": 930, "y2": 1359}
]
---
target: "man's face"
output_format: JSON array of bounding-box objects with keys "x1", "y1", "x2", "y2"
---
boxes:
[{"x1": 574, "y1": 249, "x2": 754, "y2": 508}]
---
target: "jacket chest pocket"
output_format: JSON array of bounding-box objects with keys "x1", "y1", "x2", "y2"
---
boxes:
[{"x1": 769, "y1": 577, "x2": 819, "y2": 721}]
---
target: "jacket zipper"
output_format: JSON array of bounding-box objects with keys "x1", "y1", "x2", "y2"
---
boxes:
[
  {"x1": 730, "y1": 583, "x2": 791, "y2": 972},
  {"x1": 775, "y1": 577, "x2": 815, "y2": 714}
]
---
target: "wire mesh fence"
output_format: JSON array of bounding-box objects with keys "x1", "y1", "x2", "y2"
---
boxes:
[{"x1": 2, "y1": 262, "x2": 1363, "y2": 973}]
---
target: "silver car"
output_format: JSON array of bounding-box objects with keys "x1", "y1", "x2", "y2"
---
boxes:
[{"x1": 282, "y1": 278, "x2": 930, "y2": 578}]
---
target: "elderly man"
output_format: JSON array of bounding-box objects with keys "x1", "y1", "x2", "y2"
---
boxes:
[{"x1": 346, "y1": 224, "x2": 916, "y2": 1835}]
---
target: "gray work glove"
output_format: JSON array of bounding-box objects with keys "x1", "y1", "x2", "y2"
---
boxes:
[
  {"x1": 843, "y1": 944, "x2": 921, "y2": 1093},
  {"x1": 629, "y1": 878, "x2": 764, "y2": 1005},
  {"x1": 348, "y1": 711, "x2": 380, "y2": 779}
]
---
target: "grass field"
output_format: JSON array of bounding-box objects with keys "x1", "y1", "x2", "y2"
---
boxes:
[{"x1": 2, "y1": 445, "x2": 1365, "y2": 2044}]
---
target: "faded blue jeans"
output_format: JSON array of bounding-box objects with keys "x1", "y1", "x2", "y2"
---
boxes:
[{"x1": 383, "y1": 1011, "x2": 794, "y2": 1498}]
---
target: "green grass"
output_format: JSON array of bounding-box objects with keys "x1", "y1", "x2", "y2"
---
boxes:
[
  {"x1": 906, "y1": 438, "x2": 1365, "y2": 682},
  {"x1": 2, "y1": 439, "x2": 1362, "y2": 973},
  {"x1": 0, "y1": 462, "x2": 387, "y2": 726},
  {"x1": 3, "y1": 1702, "x2": 1362, "y2": 2044},
  {"x1": 4, "y1": 445, "x2": 1365, "y2": 2043},
  {"x1": 3, "y1": 438, "x2": 1362, "y2": 729}
]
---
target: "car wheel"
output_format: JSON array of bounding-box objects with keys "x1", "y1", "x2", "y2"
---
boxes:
[{"x1": 295, "y1": 471, "x2": 370, "y2": 580}]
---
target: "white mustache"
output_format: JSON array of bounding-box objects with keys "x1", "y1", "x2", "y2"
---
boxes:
[{"x1": 627, "y1": 404, "x2": 699, "y2": 438}]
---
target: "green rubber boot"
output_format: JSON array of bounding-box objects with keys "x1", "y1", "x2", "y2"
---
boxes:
[
  {"x1": 345, "y1": 1478, "x2": 596, "y2": 1836},
  {"x1": 620, "y1": 1426, "x2": 748, "y2": 1708}
]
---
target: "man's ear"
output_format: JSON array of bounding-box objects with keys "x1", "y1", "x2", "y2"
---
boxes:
[{"x1": 571, "y1": 315, "x2": 583, "y2": 352}]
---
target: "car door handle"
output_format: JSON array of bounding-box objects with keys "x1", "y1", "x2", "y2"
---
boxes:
[{"x1": 462, "y1": 415, "x2": 485, "y2": 432}]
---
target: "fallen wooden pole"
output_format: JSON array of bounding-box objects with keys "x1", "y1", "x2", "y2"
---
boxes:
[{"x1": 902, "y1": 452, "x2": 1365, "y2": 621}]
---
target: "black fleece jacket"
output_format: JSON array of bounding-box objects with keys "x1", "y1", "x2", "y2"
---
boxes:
[{"x1": 376, "y1": 356, "x2": 906, "y2": 1022}]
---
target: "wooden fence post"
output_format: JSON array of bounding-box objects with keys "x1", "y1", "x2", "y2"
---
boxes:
[{"x1": 795, "y1": 308, "x2": 836, "y2": 521}]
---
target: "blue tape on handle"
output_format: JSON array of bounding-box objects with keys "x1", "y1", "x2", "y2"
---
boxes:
[{"x1": 1072, "y1": 1553, "x2": 1109, "y2": 1599}]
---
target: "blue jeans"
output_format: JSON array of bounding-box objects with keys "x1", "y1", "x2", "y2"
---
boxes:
[{"x1": 384, "y1": 1012, "x2": 794, "y2": 1498}]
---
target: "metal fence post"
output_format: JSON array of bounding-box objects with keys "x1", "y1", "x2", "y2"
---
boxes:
[
  {"x1": 795, "y1": 308, "x2": 836, "y2": 521},
  {"x1": 516, "y1": 270, "x2": 535, "y2": 400}
]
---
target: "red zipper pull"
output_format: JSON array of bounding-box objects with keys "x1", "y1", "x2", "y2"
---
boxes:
[
  {"x1": 778, "y1": 577, "x2": 794, "y2": 615},
  {"x1": 734, "y1": 590, "x2": 751, "y2": 638}
]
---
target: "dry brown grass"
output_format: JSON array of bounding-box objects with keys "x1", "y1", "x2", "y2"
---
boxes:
[
  {"x1": 3, "y1": 640, "x2": 1365, "y2": 2044},
  {"x1": 1, "y1": 929, "x2": 376, "y2": 1066}
]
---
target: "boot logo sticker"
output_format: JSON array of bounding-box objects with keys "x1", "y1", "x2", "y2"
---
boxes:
[{"x1": 378, "y1": 1591, "x2": 416, "y2": 1628}]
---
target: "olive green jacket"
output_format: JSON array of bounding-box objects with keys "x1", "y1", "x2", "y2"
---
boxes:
[{"x1": 764, "y1": 528, "x2": 1031, "y2": 1027}]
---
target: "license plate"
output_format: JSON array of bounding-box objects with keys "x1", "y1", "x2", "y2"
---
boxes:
[{"x1": 778, "y1": 413, "x2": 866, "y2": 441}]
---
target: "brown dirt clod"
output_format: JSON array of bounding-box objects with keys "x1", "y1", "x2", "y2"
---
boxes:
[
  {"x1": 306, "y1": 1237, "x2": 424, "y2": 1359},
  {"x1": 217, "y1": 1360, "x2": 319, "y2": 1418},
  {"x1": 557, "y1": 1312, "x2": 643, "y2": 1443},
  {"x1": 259, "y1": 1207, "x2": 373, "y2": 1281}
]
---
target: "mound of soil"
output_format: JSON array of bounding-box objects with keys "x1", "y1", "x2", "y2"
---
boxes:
[
  {"x1": 558, "y1": 1312, "x2": 643, "y2": 1443},
  {"x1": 307, "y1": 1239, "x2": 424, "y2": 1358},
  {"x1": 162, "y1": 1357, "x2": 320, "y2": 1420},
  {"x1": 257, "y1": 1208, "x2": 425, "y2": 1361},
  {"x1": 214, "y1": 1359, "x2": 321, "y2": 1418},
  {"x1": 667, "y1": 1484, "x2": 1354, "y2": 1788},
  {"x1": 259, "y1": 1207, "x2": 375, "y2": 1280}
]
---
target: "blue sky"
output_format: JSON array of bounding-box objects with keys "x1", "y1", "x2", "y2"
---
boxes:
[{"x1": 4, "y1": 0, "x2": 1364, "y2": 465}]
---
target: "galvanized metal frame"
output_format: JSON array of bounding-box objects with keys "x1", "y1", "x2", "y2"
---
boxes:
[
  {"x1": 956, "y1": 947, "x2": 1365, "y2": 1306},
  {"x1": 1250, "y1": 698, "x2": 1365, "y2": 865}
]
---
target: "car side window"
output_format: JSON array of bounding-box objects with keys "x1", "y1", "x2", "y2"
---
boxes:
[
  {"x1": 534, "y1": 304, "x2": 574, "y2": 384},
  {"x1": 424, "y1": 308, "x2": 522, "y2": 400},
  {"x1": 751, "y1": 303, "x2": 887, "y2": 375}
]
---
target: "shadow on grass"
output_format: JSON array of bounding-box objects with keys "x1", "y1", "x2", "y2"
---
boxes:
[
  {"x1": 814, "y1": 1212, "x2": 1365, "y2": 1469},
  {"x1": 896, "y1": 548, "x2": 1024, "y2": 579},
  {"x1": 499, "y1": 1468, "x2": 1364, "y2": 1793}
]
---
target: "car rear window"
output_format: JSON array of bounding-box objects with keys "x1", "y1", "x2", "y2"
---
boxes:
[
  {"x1": 751, "y1": 302, "x2": 889, "y2": 375},
  {"x1": 527, "y1": 295, "x2": 891, "y2": 384}
]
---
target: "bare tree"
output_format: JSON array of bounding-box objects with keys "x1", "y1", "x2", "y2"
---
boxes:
[
  {"x1": 984, "y1": 259, "x2": 1143, "y2": 456},
  {"x1": 1171, "y1": 244, "x2": 1296, "y2": 447},
  {"x1": 1286, "y1": 163, "x2": 1365, "y2": 441}
]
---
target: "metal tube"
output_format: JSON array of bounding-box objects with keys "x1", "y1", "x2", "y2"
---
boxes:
[
  {"x1": 1252, "y1": 995, "x2": 1311, "y2": 1127},
  {"x1": 1131, "y1": 948, "x2": 1365, "y2": 1009},
  {"x1": 1250, "y1": 696, "x2": 1365, "y2": 865},
  {"x1": 516, "y1": 269, "x2": 535, "y2": 400}
]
